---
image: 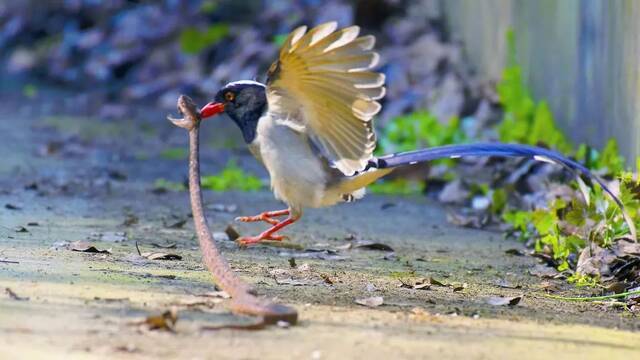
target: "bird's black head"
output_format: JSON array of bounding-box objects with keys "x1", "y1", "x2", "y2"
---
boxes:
[{"x1": 200, "y1": 80, "x2": 267, "y2": 143}]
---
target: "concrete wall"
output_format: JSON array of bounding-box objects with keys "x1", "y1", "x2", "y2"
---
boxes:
[{"x1": 442, "y1": 0, "x2": 640, "y2": 162}]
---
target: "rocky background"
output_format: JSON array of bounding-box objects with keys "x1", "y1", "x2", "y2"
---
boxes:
[{"x1": 0, "y1": 0, "x2": 493, "y2": 126}]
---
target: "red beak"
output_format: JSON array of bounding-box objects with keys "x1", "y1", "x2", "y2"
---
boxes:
[{"x1": 200, "y1": 102, "x2": 225, "y2": 118}]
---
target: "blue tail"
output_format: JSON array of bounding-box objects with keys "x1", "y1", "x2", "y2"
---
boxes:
[{"x1": 371, "y1": 143, "x2": 636, "y2": 240}]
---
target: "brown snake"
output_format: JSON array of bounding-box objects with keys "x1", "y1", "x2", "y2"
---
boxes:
[{"x1": 169, "y1": 95, "x2": 298, "y2": 325}]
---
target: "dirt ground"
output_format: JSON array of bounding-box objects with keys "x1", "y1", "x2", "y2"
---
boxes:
[{"x1": 1, "y1": 92, "x2": 639, "y2": 359}]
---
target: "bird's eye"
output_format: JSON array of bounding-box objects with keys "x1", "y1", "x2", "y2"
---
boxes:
[{"x1": 225, "y1": 92, "x2": 235, "y2": 102}]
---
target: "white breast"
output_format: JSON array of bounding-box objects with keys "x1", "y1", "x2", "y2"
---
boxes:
[{"x1": 250, "y1": 113, "x2": 332, "y2": 212}]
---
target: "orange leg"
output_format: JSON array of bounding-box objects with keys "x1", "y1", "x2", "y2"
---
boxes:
[
  {"x1": 235, "y1": 209, "x2": 290, "y2": 226},
  {"x1": 236, "y1": 212, "x2": 300, "y2": 246}
]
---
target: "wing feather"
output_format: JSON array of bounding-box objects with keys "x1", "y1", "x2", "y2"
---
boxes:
[
  {"x1": 280, "y1": 25, "x2": 307, "y2": 55},
  {"x1": 266, "y1": 22, "x2": 385, "y2": 174}
]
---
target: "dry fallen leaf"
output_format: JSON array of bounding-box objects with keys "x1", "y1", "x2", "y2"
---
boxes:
[
  {"x1": 505, "y1": 248, "x2": 525, "y2": 256},
  {"x1": 319, "y1": 273, "x2": 334, "y2": 285},
  {"x1": 151, "y1": 242, "x2": 177, "y2": 249},
  {"x1": 129, "y1": 308, "x2": 178, "y2": 331},
  {"x1": 143, "y1": 308, "x2": 178, "y2": 331},
  {"x1": 141, "y1": 252, "x2": 182, "y2": 261},
  {"x1": 606, "y1": 281, "x2": 627, "y2": 294},
  {"x1": 486, "y1": 295, "x2": 522, "y2": 306},
  {"x1": 70, "y1": 241, "x2": 111, "y2": 254},
  {"x1": 429, "y1": 277, "x2": 448, "y2": 287},
  {"x1": 224, "y1": 225, "x2": 241, "y2": 241},
  {"x1": 5, "y1": 287, "x2": 29, "y2": 301},
  {"x1": 355, "y1": 296, "x2": 384, "y2": 307},
  {"x1": 452, "y1": 283, "x2": 467, "y2": 292},
  {"x1": 354, "y1": 242, "x2": 394, "y2": 252},
  {"x1": 411, "y1": 278, "x2": 432, "y2": 290},
  {"x1": 164, "y1": 218, "x2": 187, "y2": 229}
]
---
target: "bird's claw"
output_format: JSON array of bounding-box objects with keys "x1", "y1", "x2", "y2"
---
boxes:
[
  {"x1": 236, "y1": 233, "x2": 288, "y2": 246},
  {"x1": 235, "y1": 213, "x2": 279, "y2": 225}
]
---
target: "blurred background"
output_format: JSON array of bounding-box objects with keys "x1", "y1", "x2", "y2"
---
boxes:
[
  {"x1": 2, "y1": 0, "x2": 640, "y2": 160},
  {"x1": 0, "y1": 0, "x2": 476, "y2": 127},
  {"x1": 0, "y1": 0, "x2": 489, "y2": 192},
  {"x1": 3, "y1": 0, "x2": 640, "y2": 184}
]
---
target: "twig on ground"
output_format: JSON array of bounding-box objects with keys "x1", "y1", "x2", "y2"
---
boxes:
[{"x1": 543, "y1": 289, "x2": 640, "y2": 302}]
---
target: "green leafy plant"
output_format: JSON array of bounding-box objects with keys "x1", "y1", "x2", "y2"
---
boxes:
[
  {"x1": 201, "y1": 160, "x2": 263, "y2": 191},
  {"x1": 576, "y1": 139, "x2": 626, "y2": 175},
  {"x1": 497, "y1": 30, "x2": 570, "y2": 153},
  {"x1": 377, "y1": 112, "x2": 467, "y2": 154},
  {"x1": 153, "y1": 178, "x2": 186, "y2": 192},
  {"x1": 180, "y1": 24, "x2": 229, "y2": 54},
  {"x1": 373, "y1": 28, "x2": 638, "y2": 283},
  {"x1": 494, "y1": 29, "x2": 640, "y2": 279},
  {"x1": 368, "y1": 178, "x2": 425, "y2": 195},
  {"x1": 373, "y1": 111, "x2": 466, "y2": 194},
  {"x1": 567, "y1": 273, "x2": 600, "y2": 288}
]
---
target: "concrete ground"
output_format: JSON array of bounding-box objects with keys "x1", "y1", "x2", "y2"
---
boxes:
[{"x1": 1, "y1": 93, "x2": 639, "y2": 359}]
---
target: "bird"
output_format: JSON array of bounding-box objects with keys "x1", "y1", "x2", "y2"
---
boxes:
[{"x1": 197, "y1": 21, "x2": 635, "y2": 245}]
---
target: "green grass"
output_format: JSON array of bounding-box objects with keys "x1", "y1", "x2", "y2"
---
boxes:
[
  {"x1": 153, "y1": 178, "x2": 186, "y2": 192},
  {"x1": 153, "y1": 161, "x2": 262, "y2": 192},
  {"x1": 201, "y1": 160, "x2": 263, "y2": 191},
  {"x1": 544, "y1": 289, "x2": 640, "y2": 302}
]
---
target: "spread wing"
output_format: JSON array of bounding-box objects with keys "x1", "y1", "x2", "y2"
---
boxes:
[{"x1": 266, "y1": 22, "x2": 386, "y2": 175}]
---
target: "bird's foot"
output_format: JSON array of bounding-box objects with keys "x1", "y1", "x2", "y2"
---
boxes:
[
  {"x1": 235, "y1": 213, "x2": 299, "y2": 247},
  {"x1": 235, "y1": 209, "x2": 290, "y2": 226},
  {"x1": 236, "y1": 233, "x2": 288, "y2": 246}
]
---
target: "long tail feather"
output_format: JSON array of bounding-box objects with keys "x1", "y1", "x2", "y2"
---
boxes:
[{"x1": 370, "y1": 143, "x2": 636, "y2": 240}]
